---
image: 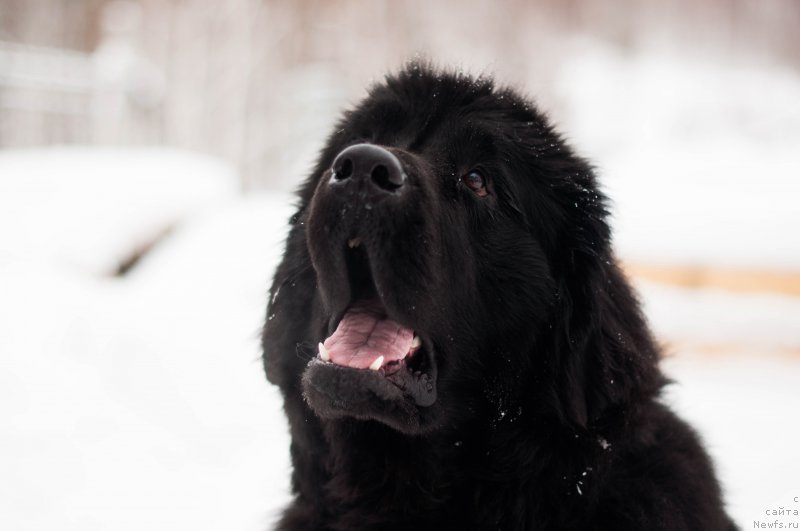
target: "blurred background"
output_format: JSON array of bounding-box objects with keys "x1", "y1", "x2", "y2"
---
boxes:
[{"x1": 1, "y1": 1, "x2": 798, "y2": 529}]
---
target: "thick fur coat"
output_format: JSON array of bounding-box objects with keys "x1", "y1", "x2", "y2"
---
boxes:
[{"x1": 262, "y1": 64, "x2": 736, "y2": 530}]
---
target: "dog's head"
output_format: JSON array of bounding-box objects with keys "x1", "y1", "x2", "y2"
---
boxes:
[{"x1": 263, "y1": 64, "x2": 661, "y2": 436}]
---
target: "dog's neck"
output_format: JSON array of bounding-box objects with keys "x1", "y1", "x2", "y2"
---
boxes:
[{"x1": 316, "y1": 410, "x2": 601, "y2": 529}]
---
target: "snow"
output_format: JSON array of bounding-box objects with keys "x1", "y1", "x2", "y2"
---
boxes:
[
  {"x1": 664, "y1": 357, "x2": 800, "y2": 526},
  {"x1": 0, "y1": 147, "x2": 238, "y2": 275},
  {"x1": 2, "y1": 46, "x2": 800, "y2": 528},
  {"x1": 0, "y1": 149, "x2": 293, "y2": 530},
  {"x1": 637, "y1": 280, "x2": 800, "y2": 349},
  {"x1": 555, "y1": 43, "x2": 800, "y2": 270}
]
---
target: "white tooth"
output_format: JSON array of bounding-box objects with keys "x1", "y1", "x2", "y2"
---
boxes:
[
  {"x1": 318, "y1": 342, "x2": 330, "y2": 361},
  {"x1": 411, "y1": 335, "x2": 422, "y2": 349},
  {"x1": 347, "y1": 238, "x2": 361, "y2": 248},
  {"x1": 369, "y1": 355, "x2": 384, "y2": 371}
]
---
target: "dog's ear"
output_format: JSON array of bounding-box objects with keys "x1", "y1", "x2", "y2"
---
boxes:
[
  {"x1": 262, "y1": 207, "x2": 320, "y2": 389},
  {"x1": 520, "y1": 154, "x2": 664, "y2": 430},
  {"x1": 549, "y1": 255, "x2": 664, "y2": 429},
  {"x1": 262, "y1": 205, "x2": 333, "y2": 516}
]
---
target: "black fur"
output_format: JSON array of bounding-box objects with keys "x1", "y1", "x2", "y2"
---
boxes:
[{"x1": 262, "y1": 64, "x2": 736, "y2": 530}]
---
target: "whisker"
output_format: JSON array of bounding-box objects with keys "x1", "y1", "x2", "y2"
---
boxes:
[{"x1": 295, "y1": 342, "x2": 316, "y2": 362}]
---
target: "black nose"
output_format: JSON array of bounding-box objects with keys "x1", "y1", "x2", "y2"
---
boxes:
[{"x1": 331, "y1": 144, "x2": 406, "y2": 192}]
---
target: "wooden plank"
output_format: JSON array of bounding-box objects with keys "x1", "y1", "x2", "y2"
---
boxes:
[{"x1": 624, "y1": 263, "x2": 800, "y2": 296}]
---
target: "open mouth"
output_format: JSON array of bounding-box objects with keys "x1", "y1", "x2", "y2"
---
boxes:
[
  {"x1": 302, "y1": 241, "x2": 437, "y2": 427},
  {"x1": 320, "y1": 298, "x2": 421, "y2": 372},
  {"x1": 314, "y1": 297, "x2": 436, "y2": 407}
]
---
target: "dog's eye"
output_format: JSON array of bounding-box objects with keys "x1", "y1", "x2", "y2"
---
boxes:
[{"x1": 462, "y1": 171, "x2": 489, "y2": 197}]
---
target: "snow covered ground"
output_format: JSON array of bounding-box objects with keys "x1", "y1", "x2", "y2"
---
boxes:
[
  {"x1": 0, "y1": 149, "x2": 294, "y2": 530},
  {"x1": 0, "y1": 147, "x2": 239, "y2": 276},
  {"x1": 1, "y1": 47, "x2": 799, "y2": 528}
]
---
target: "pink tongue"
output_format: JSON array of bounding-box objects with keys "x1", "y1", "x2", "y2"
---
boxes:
[{"x1": 323, "y1": 300, "x2": 414, "y2": 369}]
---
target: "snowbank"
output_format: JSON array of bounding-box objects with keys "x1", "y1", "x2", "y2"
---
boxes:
[
  {"x1": 0, "y1": 192, "x2": 295, "y2": 530},
  {"x1": 0, "y1": 147, "x2": 238, "y2": 275}
]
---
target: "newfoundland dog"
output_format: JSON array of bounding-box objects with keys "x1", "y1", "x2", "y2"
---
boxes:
[{"x1": 262, "y1": 64, "x2": 736, "y2": 530}]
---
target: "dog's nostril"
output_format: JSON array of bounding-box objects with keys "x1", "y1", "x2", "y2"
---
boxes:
[
  {"x1": 372, "y1": 164, "x2": 388, "y2": 181},
  {"x1": 371, "y1": 164, "x2": 401, "y2": 191},
  {"x1": 335, "y1": 158, "x2": 354, "y2": 180}
]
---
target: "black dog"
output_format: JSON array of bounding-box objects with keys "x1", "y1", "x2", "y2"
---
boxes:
[{"x1": 262, "y1": 64, "x2": 736, "y2": 530}]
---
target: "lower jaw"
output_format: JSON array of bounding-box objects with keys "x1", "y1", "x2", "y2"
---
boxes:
[{"x1": 301, "y1": 353, "x2": 437, "y2": 433}]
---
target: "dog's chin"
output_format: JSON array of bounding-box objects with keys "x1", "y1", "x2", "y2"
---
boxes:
[{"x1": 301, "y1": 346, "x2": 438, "y2": 434}]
